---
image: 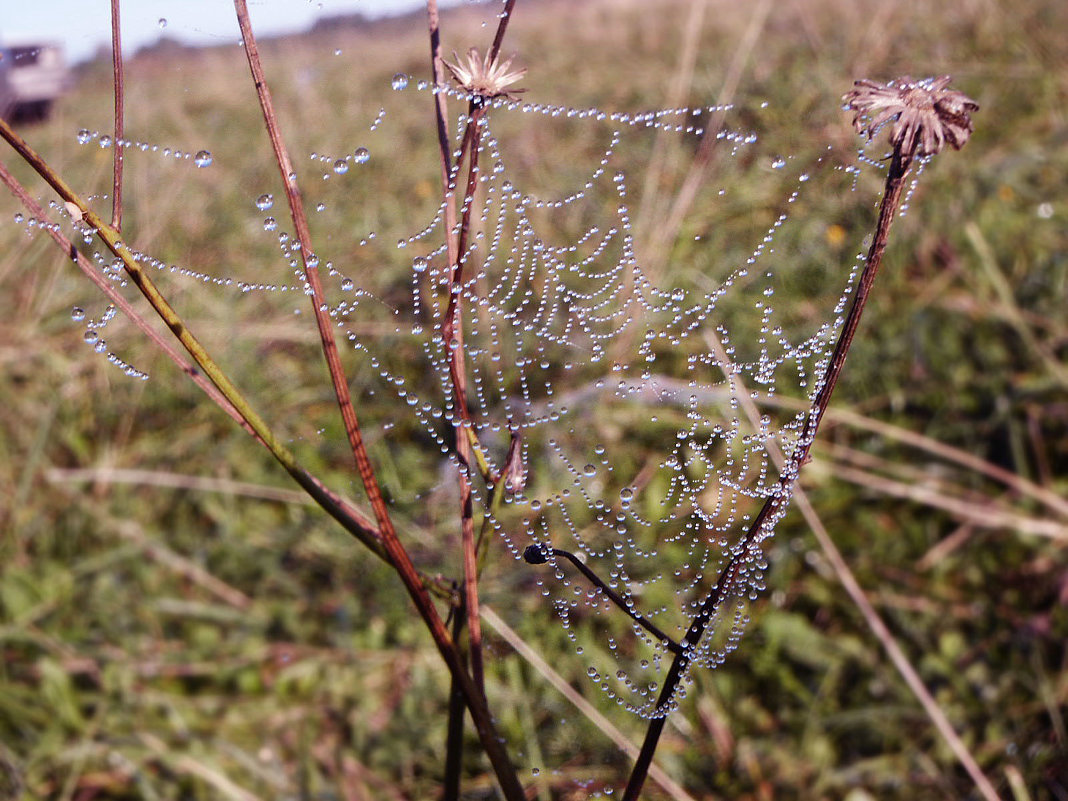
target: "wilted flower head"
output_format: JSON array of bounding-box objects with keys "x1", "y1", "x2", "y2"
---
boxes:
[
  {"x1": 843, "y1": 75, "x2": 978, "y2": 156},
  {"x1": 444, "y1": 47, "x2": 526, "y2": 101}
]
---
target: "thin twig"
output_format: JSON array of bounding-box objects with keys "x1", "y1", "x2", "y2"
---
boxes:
[
  {"x1": 109, "y1": 0, "x2": 124, "y2": 231},
  {"x1": 426, "y1": 1, "x2": 524, "y2": 792},
  {"x1": 523, "y1": 546, "x2": 683, "y2": 655},
  {"x1": 442, "y1": 607, "x2": 467, "y2": 801},
  {"x1": 230, "y1": 6, "x2": 523, "y2": 797}
]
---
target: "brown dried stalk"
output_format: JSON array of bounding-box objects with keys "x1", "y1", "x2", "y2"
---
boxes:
[
  {"x1": 231, "y1": 5, "x2": 523, "y2": 797},
  {"x1": 622, "y1": 76, "x2": 978, "y2": 801},
  {"x1": 109, "y1": 0, "x2": 125, "y2": 230}
]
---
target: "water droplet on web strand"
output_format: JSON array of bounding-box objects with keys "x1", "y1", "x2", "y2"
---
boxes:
[
  {"x1": 412, "y1": 256, "x2": 428, "y2": 272},
  {"x1": 76, "y1": 129, "x2": 92, "y2": 145},
  {"x1": 158, "y1": 17, "x2": 167, "y2": 28},
  {"x1": 333, "y1": 159, "x2": 348, "y2": 174},
  {"x1": 771, "y1": 156, "x2": 786, "y2": 169},
  {"x1": 83, "y1": 330, "x2": 98, "y2": 345},
  {"x1": 391, "y1": 73, "x2": 409, "y2": 90},
  {"x1": 98, "y1": 135, "x2": 113, "y2": 149},
  {"x1": 340, "y1": 278, "x2": 354, "y2": 291},
  {"x1": 194, "y1": 150, "x2": 213, "y2": 168},
  {"x1": 255, "y1": 193, "x2": 273, "y2": 211},
  {"x1": 353, "y1": 147, "x2": 370, "y2": 164},
  {"x1": 71, "y1": 307, "x2": 85, "y2": 321},
  {"x1": 263, "y1": 217, "x2": 277, "y2": 231}
]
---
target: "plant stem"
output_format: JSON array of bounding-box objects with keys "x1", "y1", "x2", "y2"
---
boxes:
[
  {"x1": 230, "y1": 5, "x2": 523, "y2": 797},
  {"x1": 426, "y1": 1, "x2": 524, "y2": 794},
  {"x1": 622, "y1": 143, "x2": 918, "y2": 801},
  {"x1": 109, "y1": 0, "x2": 124, "y2": 231},
  {"x1": 524, "y1": 547, "x2": 683, "y2": 655}
]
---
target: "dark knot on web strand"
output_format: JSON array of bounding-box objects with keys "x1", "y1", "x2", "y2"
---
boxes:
[{"x1": 523, "y1": 544, "x2": 683, "y2": 655}]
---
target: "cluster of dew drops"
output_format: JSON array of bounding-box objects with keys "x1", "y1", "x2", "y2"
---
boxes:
[
  {"x1": 14, "y1": 62, "x2": 883, "y2": 717},
  {"x1": 352, "y1": 74, "x2": 873, "y2": 718}
]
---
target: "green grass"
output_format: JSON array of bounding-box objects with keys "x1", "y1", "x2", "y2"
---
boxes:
[{"x1": 2, "y1": 0, "x2": 1067, "y2": 798}]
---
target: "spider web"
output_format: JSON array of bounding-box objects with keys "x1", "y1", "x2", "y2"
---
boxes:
[
  {"x1": 50, "y1": 74, "x2": 883, "y2": 720},
  {"x1": 325, "y1": 86, "x2": 874, "y2": 718}
]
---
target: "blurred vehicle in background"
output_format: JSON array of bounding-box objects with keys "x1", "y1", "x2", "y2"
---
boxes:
[{"x1": 0, "y1": 41, "x2": 69, "y2": 123}]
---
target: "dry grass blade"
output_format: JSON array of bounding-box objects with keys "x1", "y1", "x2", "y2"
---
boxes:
[{"x1": 814, "y1": 456, "x2": 1068, "y2": 540}]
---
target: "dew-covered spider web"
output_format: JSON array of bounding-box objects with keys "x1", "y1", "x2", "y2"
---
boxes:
[{"x1": 31, "y1": 57, "x2": 920, "y2": 722}]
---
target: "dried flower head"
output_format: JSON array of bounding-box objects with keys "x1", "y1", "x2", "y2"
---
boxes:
[
  {"x1": 843, "y1": 75, "x2": 978, "y2": 156},
  {"x1": 443, "y1": 47, "x2": 526, "y2": 101}
]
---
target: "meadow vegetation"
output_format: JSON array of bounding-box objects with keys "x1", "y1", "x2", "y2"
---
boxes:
[{"x1": 1, "y1": 0, "x2": 1066, "y2": 798}]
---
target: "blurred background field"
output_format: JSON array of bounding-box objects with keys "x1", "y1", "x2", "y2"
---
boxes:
[{"x1": 1, "y1": 0, "x2": 1066, "y2": 798}]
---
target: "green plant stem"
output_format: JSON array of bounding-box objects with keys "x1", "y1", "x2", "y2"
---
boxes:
[{"x1": 622, "y1": 143, "x2": 919, "y2": 801}]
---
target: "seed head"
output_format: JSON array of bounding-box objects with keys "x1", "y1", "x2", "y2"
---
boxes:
[
  {"x1": 443, "y1": 47, "x2": 526, "y2": 101},
  {"x1": 843, "y1": 76, "x2": 978, "y2": 156}
]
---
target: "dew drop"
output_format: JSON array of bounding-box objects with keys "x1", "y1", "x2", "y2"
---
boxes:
[
  {"x1": 158, "y1": 17, "x2": 167, "y2": 29},
  {"x1": 255, "y1": 193, "x2": 273, "y2": 211},
  {"x1": 412, "y1": 256, "x2": 428, "y2": 272},
  {"x1": 76, "y1": 129, "x2": 92, "y2": 145},
  {"x1": 194, "y1": 150, "x2": 213, "y2": 168},
  {"x1": 353, "y1": 147, "x2": 370, "y2": 164},
  {"x1": 98, "y1": 135, "x2": 113, "y2": 149},
  {"x1": 71, "y1": 307, "x2": 85, "y2": 322},
  {"x1": 333, "y1": 159, "x2": 349, "y2": 175},
  {"x1": 83, "y1": 330, "x2": 98, "y2": 345},
  {"x1": 771, "y1": 156, "x2": 786, "y2": 169},
  {"x1": 391, "y1": 73, "x2": 409, "y2": 90},
  {"x1": 263, "y1": 217, "x2": 277, "y2": 231},
  {"x1": 341, "y1": 278, "x2": 354, "y2": 291}
]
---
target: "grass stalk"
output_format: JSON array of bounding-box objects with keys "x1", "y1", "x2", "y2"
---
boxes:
[{"x1": 109, "y1": 0, "x2": 124, "y2": 231}]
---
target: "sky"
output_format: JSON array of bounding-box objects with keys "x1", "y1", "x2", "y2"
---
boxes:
[{"x1": 2, "y1": 0, "x2": 463, "y2": 65}]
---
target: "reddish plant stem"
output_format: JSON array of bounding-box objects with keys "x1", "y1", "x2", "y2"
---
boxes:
[
  {"x1": 622, "y1": 144, "x2": 918, "y2": 801},
  {"x1": 232, "y1": 5, "x2": 522, "y2": 797},
  {"x1": 444, "y1": 105, "x2": 489, "y2": 693},
  {"x1": 109, "y1": 0, "x2": 124, "y2": 230},
  {"x1": 488, "y1": 0, "x2": 519, "y2": 62},
  {"x1": 442, "y1": 607, "x2": 468, "y2": 801},
  {"x1": 425, "y1": 6, "x2": 478, "y2": 794},
  {"x1": 426, "y1": 1, "x2": 522, "y2": 794}
]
